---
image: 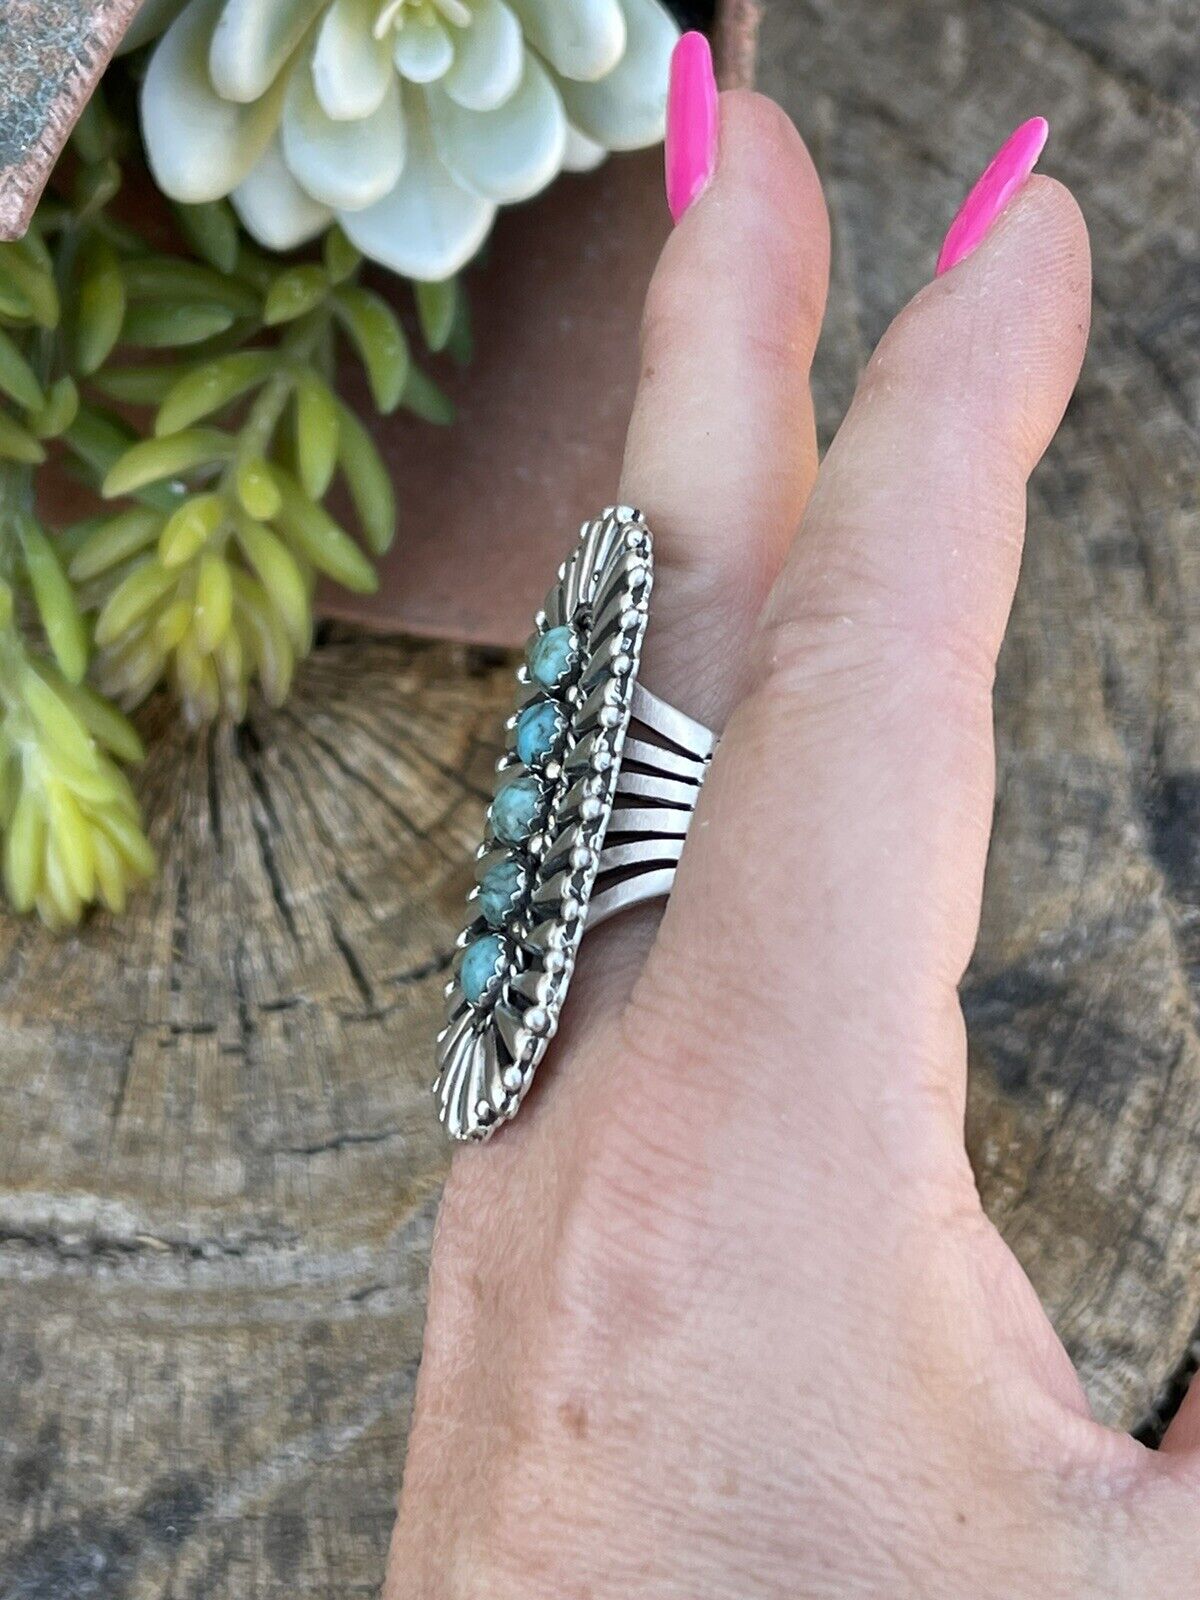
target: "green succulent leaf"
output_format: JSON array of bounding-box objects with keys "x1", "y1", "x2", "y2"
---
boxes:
[
  {"x1": 93, "y1": 557, "x2": 178, "y2": 648},
  {"x1": 264, "y1": 265, "x2": 329, "y2": 326},
  {"x1": 399, "y1": 365, "x2": 455, "y2": 426},
  {"x1": 173, "y1": 200, "x2": 241, "y2": 275},
  {"x1": 0, "y1": 239, "x2": 59, "y2": 328},
  {"x1": 121, "y1": 301, "x2": 237, "y2": 349},
  {"x1": 322, "y1": 226, "x2": 361, "y2": 285},
  {"x1": 271, "y1": 467, "x2": 376, "y2": 592},
  {"x1": 335, "y1": 400, "x2": 395, "y2": 555},
  {"x1": 4, "y1": 785, "x2": 44, "y2": 913},
  {"x1": 0, "y1": 411, "x2": 47, "y2": 464},
  {"x1": 415, "y1": 277, "x2": 458, "y2": 354},
  {"x1": 155, "y1": 351, "x2": 276, "y2": 436},
  {"x1": 0, "y1": 79, "x2": 480, "y2": 919},
  {"x1": 64, "y1": 406, "x2": 136, "y2": 479},
  {"x1": 103, "y1": 427, "x2": 233, "y2": 498},
  {"x1": 71, "y1": 92, "x2": 121, "y2": 166},
  {"x1": 16, "y1": 518, "x2": 89, "y2": 684},
  {"x1": 234, "y1": 514, "x2": 310, "y2": 652},
  {"x1": 29, "y1": 377, "x2": 80, "y2": 441},
  {"x1": 235, "y1": 457, "x2": 283, "y2": 520},
  {"x1": 73, "y1": 237, "x2": 127, "y2": 375},
  {"x1": 90, "y1": 365, "x2": 186, "y2": 406},
  {"x1": 332, "y1": 285, "x2": 409, "y2": 412},
  {"x1": 123, "y1": 256, "x2": 260, "y2": 319},
  {"x1": 48, "y1": 673, "x2": 146, "y2": 766},
  {"x1": 0, "y1": 275, "x2": 32, "y2": 321},
  {"x1": 294, "y1": 370, "x2": 340, "y2": 500},
  {"x1": 69, "y1": 507, "x2": 166, "y2": 582},
  {"x1": 445, "y1": 285, "x2": 473, "y2": 366},
  {"x1": 73, "y1": 156, "x2": 122, "y2": 217},
  {"x1": 158, "y1": 493, "x2": 227, "y2": 567},
  {"x1": 0, "y1": 328, "x2": 45, "y2": 411}
]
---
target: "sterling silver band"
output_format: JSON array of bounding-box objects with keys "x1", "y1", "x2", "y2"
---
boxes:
[
  {"x1": 587, "y1": 681, "x2": 716, "y2": 930},
  {"x1": 434, "y1": 507, "x2": 717, "y2": 1141}
]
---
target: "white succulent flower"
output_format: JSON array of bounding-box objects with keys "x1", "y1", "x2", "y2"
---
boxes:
[{"x1": 138, "y1": 0, "x2": 679, "y2": 281}]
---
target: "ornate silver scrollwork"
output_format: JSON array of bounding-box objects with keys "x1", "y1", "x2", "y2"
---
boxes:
[{"x1": 434, "y1": 507, "x2": 716, "y2": 1142}]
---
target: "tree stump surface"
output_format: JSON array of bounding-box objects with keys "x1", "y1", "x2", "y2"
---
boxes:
[{"x1": 1, "y1": 2, "x2": 1198, "y2": 1595}]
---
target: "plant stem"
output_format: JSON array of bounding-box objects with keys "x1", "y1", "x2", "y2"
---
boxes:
[
  {"x1": 0, "y1": 462, "x2": 33, "y2": 585},
  {"x1": 0, "y1": 465, "x2": 33, "y2": 719}
]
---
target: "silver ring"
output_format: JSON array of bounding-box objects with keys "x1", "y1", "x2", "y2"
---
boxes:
[{"x1": 434, "y1": 505, "x2": 718, "y2": 1142}]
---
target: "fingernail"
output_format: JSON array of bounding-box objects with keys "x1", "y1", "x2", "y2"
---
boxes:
[
  {"x1": 665, "y1": 32, "x2": 719, "y2": 223},
  {"x1": 935, "y1": 117, "x2": 1049, "y2": 276}
]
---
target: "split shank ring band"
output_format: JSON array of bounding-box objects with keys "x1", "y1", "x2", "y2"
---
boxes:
[{"x1": 433, "y1": 506, "x2": 718, "y2": 1142}]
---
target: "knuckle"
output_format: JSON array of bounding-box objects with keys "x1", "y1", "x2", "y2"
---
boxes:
[
  {"x1": 637, "y1": 264, "x2": 810, "y2": 390},
  {"x1": 748, "y1": 582, "x2": 999, "y2": 735}
]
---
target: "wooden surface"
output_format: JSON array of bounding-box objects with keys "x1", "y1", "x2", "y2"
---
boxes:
[
  {"x1": 1, "y1": 1, "x2": 1199, "y2": 1595},
  {"x1": 0, "y1": 639, "x2": 513, "y2": 1597}
]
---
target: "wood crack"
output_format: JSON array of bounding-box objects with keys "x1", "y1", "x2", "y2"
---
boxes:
[{"x1": 270, "y1": 1126, "x2": 407, "y2": 1159}]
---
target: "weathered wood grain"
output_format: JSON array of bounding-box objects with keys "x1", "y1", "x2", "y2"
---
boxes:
[
  {"x1": 0, "y1": 638, "x2": 511, "y2": 1598},
  {"x1": 0, "y1": 2, "x2": 1197, "y2": 1596}
]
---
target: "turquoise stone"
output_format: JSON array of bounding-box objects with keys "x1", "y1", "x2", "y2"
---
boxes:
[
  {"x1": 491, "y1": 774, "x2": 543, "y2": 843},
  {"x1": 515, "y1": 700, "x2": 564, "y2": 768},
  {"x1": 528, "y1": 625, "x2": 576, "y2": 691},
  {"x1": 479, "y1": 857, "x2": 525, "y2": 927},
  {"x1": 461, "y1": 933, "x2": 506, "y2": 1005}
]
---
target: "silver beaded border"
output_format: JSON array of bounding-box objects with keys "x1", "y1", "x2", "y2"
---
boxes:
[{"x1": 434, "y1": 507, "x2": 653, "y2": 1141}]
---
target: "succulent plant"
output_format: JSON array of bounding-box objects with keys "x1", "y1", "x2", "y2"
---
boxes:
[
  {"x1": 0, "y1": 86, "x2": 462, "y2": 925},
  {"x1": 0, "y1": 207, "x2": 157, "y2": 926},
  {"x1": 134, "y1": 0, "x2": 679, "y2": 280},
  {"x1": 0, "y1": 3, "x2": 678, "y2": 926}
]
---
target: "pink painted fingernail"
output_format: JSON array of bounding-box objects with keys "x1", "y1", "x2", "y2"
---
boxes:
[
  {"x1": 936, "y1": 117, "x2": 1049, "y2": 276},
  {"x1": 665, "y1": 32, "x2": 719, "y2": 223}
]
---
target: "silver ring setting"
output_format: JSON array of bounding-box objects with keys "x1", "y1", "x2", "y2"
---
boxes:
[{"x1": 434, "y1": 506, "x2": 717, "y2": 1142}]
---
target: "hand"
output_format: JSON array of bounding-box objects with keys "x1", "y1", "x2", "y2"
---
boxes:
[{"x1": 385, "y1": 86, "x2": 1200, "y2": 1598}]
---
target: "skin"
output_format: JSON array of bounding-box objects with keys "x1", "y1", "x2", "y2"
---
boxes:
[{"x1": 385, "y1": 93, "x2": 1200, "y2": 1597}]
